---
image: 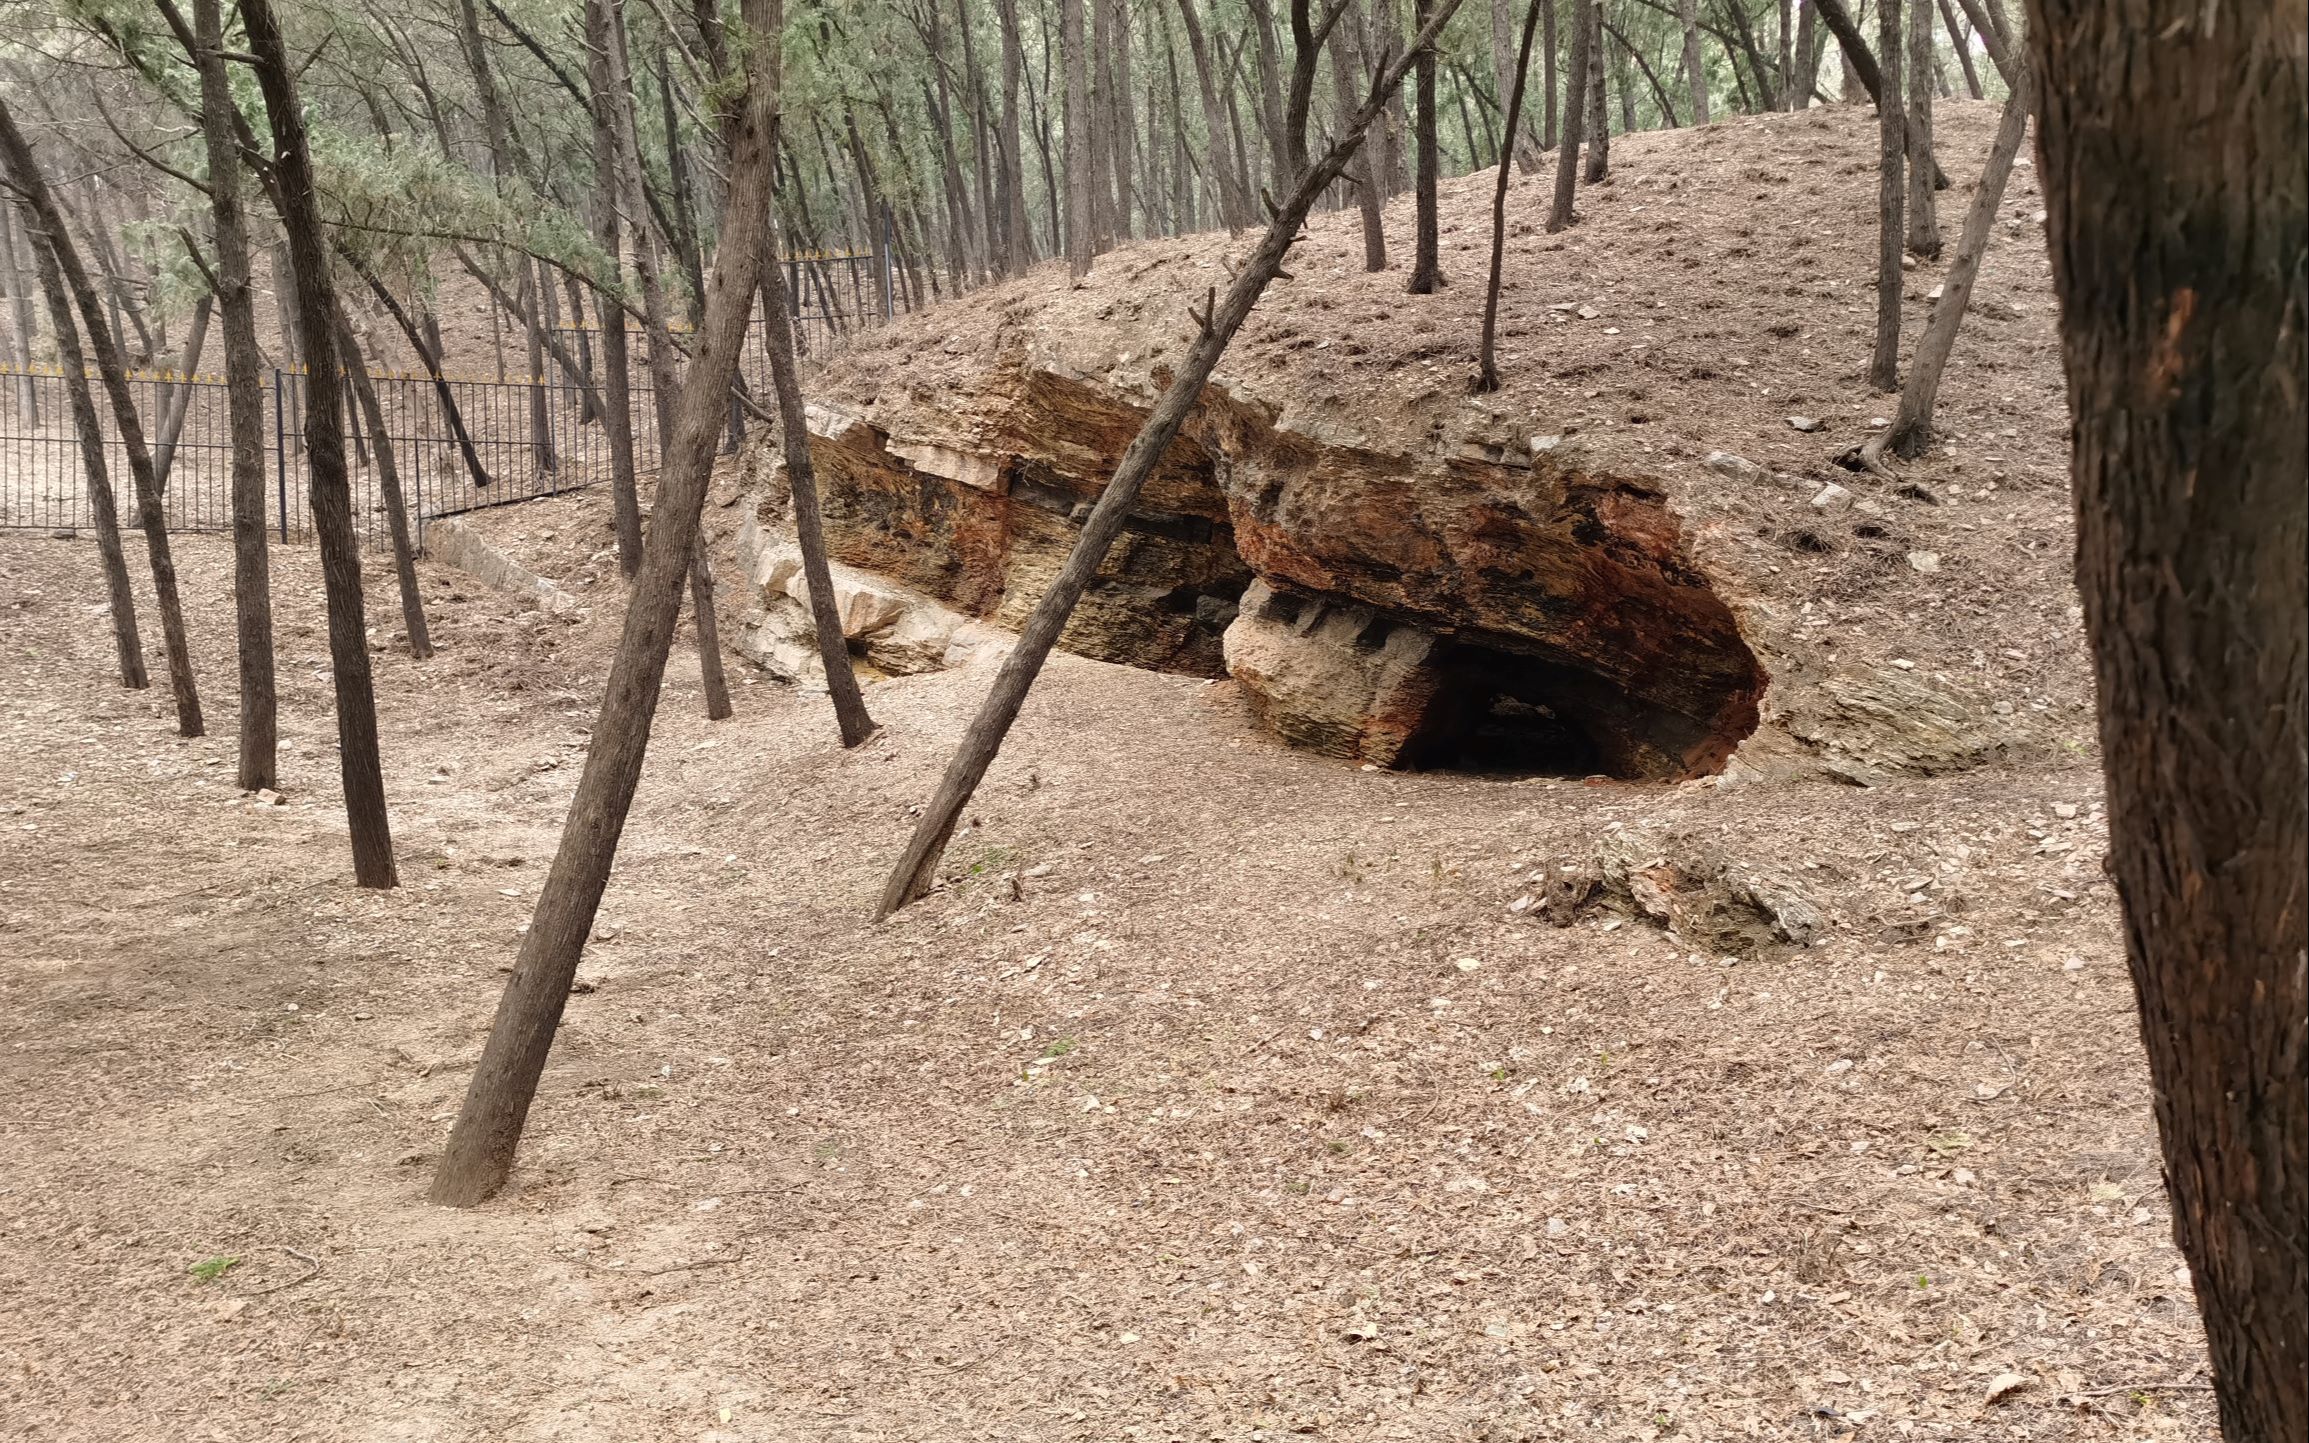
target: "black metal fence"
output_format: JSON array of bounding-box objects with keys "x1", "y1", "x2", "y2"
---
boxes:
[
  {"x1": 0, "y1": 362, "x2": 646, "y2": 548},
  {"x1": 0, "y1": 249, "x2": 906, "y2": 546}
]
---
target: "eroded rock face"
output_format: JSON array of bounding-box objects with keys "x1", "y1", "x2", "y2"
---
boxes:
[{"x1": 786, "y1": 359, "x2": 1767, "y2": 779}]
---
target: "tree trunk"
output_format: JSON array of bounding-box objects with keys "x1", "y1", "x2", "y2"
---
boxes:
[
  {"x1": 189, "y1": 0, "x2": 276, "y2": 789},
  {"x1": 150, "y1": 293, "x2": 212, "y2": 486},
  {"x1": 1111, "y1": 0, "x2": 1138, "y2": 235},
  {"x1": 756, "y1": 265, "x2": 877, "y2": 746},
  {"x1": 334, "y1": 311, "x2": 434, "y2": 660},
  {"x1": 1492, "y1": 0, "x2": 1542, "y2": 168},
  {"x1": 2025, "y1": 2, "x2": 2308, "y2": 1432},
  {"x1": 1680, "y1": 0, "x2": 1710, "y2": 124},
  {"x1": 876, "y1": 0, "x2": 1467, "y2": 919},
  {"x1": 1406, "y1": 0, "x2": 1444, "y2": 291},
  {"x1": 242, "y1": 0, "x2": 397, "y2": 888},
  {"x1": 1583, "y1": 1, "x2": 1609, "y2": 181},
  {"x1": 0, "y1": 205, "x2": 38, "y2": 423},
  {"x1": 1332, "y1": 10, "x2": 1388, "y2": 269},
  {"x1": 0, "y1": 101, "x2": 203, "y2": 738},
  {"x1": 1952, "y1": 0, "x2": 2014, "y2": 85},
  {"x1": 16, "y1": 208, "x2": 145, "y2": 690},
  {"x1": 1903, "y1": 0, "x2": 1939, "y2": 255},
  {"x1": 685, "y1": 534, "x2": 732, "y2": 720},
  {"x1": 1876, "y1": 60, "x2": 2027, "y2": 458},
  {"x1": 1062, "y1": 0, "x2": 1095, "y2": 273},
  {"x1": 583, "y1": 0, "x2": 644, "y2": 575},
  {"x1": 998, "y1": 0, "x2": 1035, "y2": 265},
  {"x1": 1868, "y1": 0, "x2": 1903, "y2": 390},
  {"x1": 1479, "y1": 0, "x2": 1544, "y2": 390},
  {"x1": 1936, "y1": 0, "x2": 1982, "y2": 98},
  {"x1": 1547, "y1": 0, "x2": 1593, "y2": 230},
  {"x1": 430, "y1": 0, "x2": 787, "y2": 1209}
]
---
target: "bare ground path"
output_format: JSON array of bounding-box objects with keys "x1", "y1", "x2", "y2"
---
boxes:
[{"x1": 0, "y1": 532, "x2": 2211, "y2": 1440}]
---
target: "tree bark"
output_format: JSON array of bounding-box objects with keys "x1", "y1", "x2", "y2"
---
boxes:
[
  {"x1": 333, "y1": 311, "x2": 434, "y2": 660},
  {"x1": 430, "y1": 0, "x2": 787, "y2": 1209},
  {"x1": 0, "y1": 205, "x2": 37, "y2": 423},
  {"x1": 243, "y1": 0, "x2": 396, "y2": 887},
  {"x1": 998, "y1": 0, "x2": 1036, "y2": 265},
  {"x1": 1478, "y1": 0, "x2": 1544, "y2": 391},
  {"x1": 583, "y1": 0, "x2": 644, "y2": 575},
  {"x1": 1331, "y1": 7, "x2": 1389, "y2": 268},
  {"x1": 16, "y1": 207, "x2": 144, "y2": 690},
  {"x1": 0, "y1": 101, "x2": 202, "y2": 738},
  {"x1": 1936, "y1": 0, "x2": 1982, "y2": 99},
  {"x1": 876, "y1": 0, "x2": 1467, "y2": 919},
  {"x1": 1680, "y1": 0, "x2": 1710, "y2": 124},
  {"x1": 1491, "y1": 0, "x2": 1540, "y2": 168},
  {"x1": 1903, "y1": 0, "x2": 1939, "y2": 255},
  {"x1": 757, "y1": 265, "x2": 877, "y2": 746},
  {"x1": 1867, "y1": 0, "x2": 1903, "y2": 390},
  {"x1": 1875, "y1": 59, "x2": 2027, "y2": 459},
  {"x1": 1547, "y1": 0, "x2": 1593, "y2": 231},
  {"x1": 1583, "y1": 1, "x2": 1608, "y2": 180},
  {"x1": 1062, "y1": 0, "x2": 1096, "y2": 273},
  {"x1": 188, "y1": 0, "x2": 276, "y2": 789},
  {"x1": 2025, "y1": 2, "x2": 2308, "y2": 1434},
  {"x1": 1174, "y1": 0, "x2": 1248, "y2": 229},
  {"x1": 150, "y1": 294, "x2": 211, "y2": 486},
  {"x1": 1406, "y1": 0, "x2": 1444, "y2": 291}
]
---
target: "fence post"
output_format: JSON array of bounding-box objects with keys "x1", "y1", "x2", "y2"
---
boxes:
[{"x1": 272, "y1": 367, "x2": 288, "y2": 541}]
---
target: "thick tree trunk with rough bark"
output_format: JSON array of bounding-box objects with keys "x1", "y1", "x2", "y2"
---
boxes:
[
  {"x1": 1868, "y1": 0, "x2": 1904, "y2": 390},
  {"x1": 876, "y1": 0, "x2": 1467, "y2": 918},
  {"x1": 243, "y1": 0, "x2": 396, "y2": 888},
  {"x1": 187, "y1": 0, "x2": 276, "y2": 789},
  {"x1": 2024, "y1": 2, "x2": 2307, "y2": 1436},
  {"x1": 0, "y1": 101, "x2": 202, "y2": 738},
  {"x1": 430, "y1": 0, "x2": 787, "y2": 1208}
]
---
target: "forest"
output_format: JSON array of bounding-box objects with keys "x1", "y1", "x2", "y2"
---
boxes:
[{"x1": 0, "y1": 0, "x2": 2298, "y2": 1438}]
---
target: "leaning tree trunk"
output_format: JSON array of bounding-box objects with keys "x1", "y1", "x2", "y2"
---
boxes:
[
  {"x1": 243, "y1": 0, "x2": 397, "y2": 888},
  {"x1": 0, "y1": 100, "x2": 202, "y2": 738},
  {"x1": 1547, "y1": 0, "x2": 1594, "y2": 231},
  {"x1": 2024, "y1": 1, "x2": 2307, "y2": 1437},
  {"x1": 1867, "y1": 0, "x2": 1904, "y2": 390},
  {"x1": 1490, "y1": 0, "x2": 1539, "y2": 169},
  {"x1": 1874, "y1": 62, "x2": 2029, "y2": 459},
  {"x1": 757, "y1": 265, "x2": 877, "y2": 746},
  {"x1": 188, "y1": 0, "x2": 276, "y2": 790},
  {"x1": 1478, "y1": 0, "x2": 1545, "y2": 391},
  {"x1": 150, "y1": 293, "x2": 211, "y2": 485},
  {"x1": 333, "y1": 311, "x2": 433, "y2": 659},
  {"x1": 16, "y1": 208, "x2": 144, "y2": 690},
  {"x1": 1902, "y1": 0, "x2": 1939, "y2": 255},
  {"x1": 876, "y1": 0, "x2": 1468, "y2": 919},
  {"x1": 430, "y1": 0, "x2": 788, "y2": 1210},
  {"x1": 1405, "y1": 0, "x2": 1443, "y2": 292}
]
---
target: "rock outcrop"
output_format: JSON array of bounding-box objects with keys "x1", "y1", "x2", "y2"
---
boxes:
[{"x1": 760, "y1": 354, "x2": 1766, "y2": 780}]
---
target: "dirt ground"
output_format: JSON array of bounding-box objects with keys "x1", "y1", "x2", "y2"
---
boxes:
[
  {"x1": 0, "y1": 531, "x2": 2213, "y2": 1442},
  {"x1": 0, "y1": 104, "x2": 2217, "y2": 1442}
]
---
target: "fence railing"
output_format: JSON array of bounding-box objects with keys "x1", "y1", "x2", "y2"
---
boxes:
[{"x1": 0, "y1": 249, "x2": 908, "y2": 546}]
